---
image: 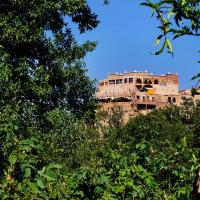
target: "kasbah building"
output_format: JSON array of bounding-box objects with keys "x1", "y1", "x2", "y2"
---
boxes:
[{"x1": 96, "y1": 70, "x2": 200, "y2": 123}]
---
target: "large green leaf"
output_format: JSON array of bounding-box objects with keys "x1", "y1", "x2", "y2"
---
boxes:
[
  {"x1": 9, "y1": 153, "x2": 17, "y2": 165},
  {"x1": 28, "y1": 182, "x2": 38, "y2": 194}
]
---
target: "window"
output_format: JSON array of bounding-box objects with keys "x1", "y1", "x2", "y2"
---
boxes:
[
  {"x1": 147, "y1": 105, "x2": 156, "y2": 110},
  {"x1": 144, "y1": 79, "x2": 152, "y2": 84},
  {"x1": 137, "y1": 104, "x2": 146, "y2": 110},
  {"x1": 109, "y1": 80, "x2": 115, "y2": 85},
  {"x1": 137, "y1": 95, "x2": 140, "y2": 100},
  {"x1": 116, "y1": 79, "x2": 123, "y2": 84},
  {"x1": 173, "y1": 98, "x2": 176, "y2": 103},
  {"x1": 124, "y1": 78, "x2": 128, "y2": 83},
  {"x1": 129, "y1": 78, "x2": 133, "y2": 83},
  {"x1": 100, "y1": 82, "x2": 104, "y2": 86},
  {"x1": 136, "y1": 78, "x2": 142, "y2": 84},
  {"x1": 154, "y1": 80, "x2": 159, "y2": 84},
  {"x1": 168, "y1": 97, "x2": 171, "y2": 102},
  {"x1": 136, "y1": 85, "x2": 142, "y2": 90}
]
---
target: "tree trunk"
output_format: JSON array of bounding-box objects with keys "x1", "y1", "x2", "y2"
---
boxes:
[{"x1": 190, "y1": 167, "x2": 200, "y2": 199}]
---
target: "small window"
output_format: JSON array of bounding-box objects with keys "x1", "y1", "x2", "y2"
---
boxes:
[
  {"x1": 147, "y1": 105, "x2": 156, "y2": 110},
  {"x1": 136, "y1": 85, "x2": 142, "y2": 91},
  {"x1": 137, "y1": 96, "x2": 140, "y2": 100},
  {"x1": 144, "y1": 79, "x2": 148, "y2": 84},
  {"x1": 116, "y1": 79, "x2": 123, "y2": 84},
  {"x1": 144, "y1": 79, "x2": 152, "y2": 84},
  {"x1": 129, "y1": 78, "x2": 133, "y2": 83},
  {"x1": 100, "y1": 82, "x2": 104, "y2": 86},
  {"x1": 168, "y1": 97, "x2": 171, "y2": 102},
  {"x1": 136, "y1": 78, "x2": 142, "y2": 84},
  {"x1": 173, "y1": 98, "x2": 176, "y2": 103},
  {"x1": 124, "y1": 78, "x2": 128, "y2": 83},
  {"x1": 154, "y1": 80, "x2": 159, "y2": 84},
  {"x1": 138, "y1": 104, "x2": 146, "y2": 110},
  {"x1": 109, "y1": 80, "x2": 115, "y2": 85}
]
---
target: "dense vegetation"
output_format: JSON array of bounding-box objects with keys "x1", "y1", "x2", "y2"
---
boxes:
[
  {"x1": 0, "y1": 0, "x2": 200, "y2": 199},
  {"x1": 1, "y1": 97, "x2": 200, "y2": 199}
]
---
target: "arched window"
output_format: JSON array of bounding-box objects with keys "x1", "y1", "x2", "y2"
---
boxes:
[
  {"x1": 154, "y1": 80, "x2": 159, "y2": 84},
  {"x1": 136, "y1": 85, "x2": 142, "y2": 91},
  {"x1": 148, "y1": 80, "x2": 152, "y2": 84},
  {"x1": 129, "y1": 78, "x2": 133, "y2": 83},
  {"x1": 136, "y1": 78, "x2": 142, "y2": 84},
  {"x1": 144, "y1": 79, "x2": 152, "y2": 84},
  {"x1": 168, "y1": 97, "x2": 171, "y2": 102},
  {"x1": 173, "y1": 97, "x2": 176, "y2": 103}
]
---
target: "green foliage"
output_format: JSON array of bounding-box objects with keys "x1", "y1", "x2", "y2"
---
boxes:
[
  {"x1": 0, "y1": 0, "x2": 99, "y2": 161},
  {"x1": 0, "y1": 0, "x2": 100, "y2": 199},
  {"x1": 96, "y1": 99, "x2": 200, "y2": 199},
  {"x1": 1, "y1": 88, "x2": 200, "y2": 199},
  {"x1": 0, "y1": 0, "x2": 98, "y2": 124}
]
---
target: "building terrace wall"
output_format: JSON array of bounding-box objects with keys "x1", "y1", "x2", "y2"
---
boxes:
[
  {"x1": 96, "y1": 71, "x2": 200, "y2": 123},
  {"x1": 97, "y1": 71, "x2": 179, "y2": 99}
]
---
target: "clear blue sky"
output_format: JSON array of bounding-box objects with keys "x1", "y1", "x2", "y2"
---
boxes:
[{"x1": 75, "y1": 0, "x2": 199, "y2": 90}]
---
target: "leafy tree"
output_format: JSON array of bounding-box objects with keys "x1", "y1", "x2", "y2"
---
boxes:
[
  {"x1": 97, "y1": 102, "x2": 200, "y2": 199},
  {"x1": 0, "y1": 0, "x2": 99, "y2": 152},
  {"x1": 0, "y1": 0, "x2": 98, "y2": 133},
  {"x1": 0, "y1": 0, "x2": 104, "y2": 197}
]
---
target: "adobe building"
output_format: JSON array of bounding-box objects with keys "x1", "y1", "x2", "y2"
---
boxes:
[{"x1": 96, "y1": 71, "x2": 199, "y2": 123}]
